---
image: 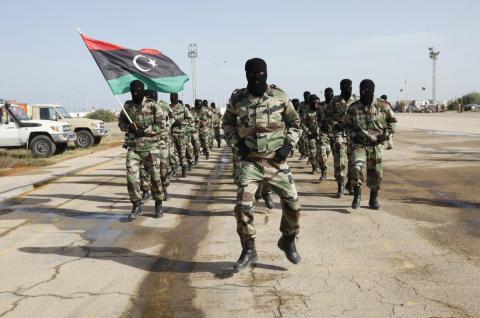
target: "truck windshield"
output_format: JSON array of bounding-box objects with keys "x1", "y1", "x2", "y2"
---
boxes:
[
  {"x1": 9, "y1": 106, "x2": 31, "y2": 120},
  {"x1": 56, "y1": 107, "x2": 72, "y2": 118}
]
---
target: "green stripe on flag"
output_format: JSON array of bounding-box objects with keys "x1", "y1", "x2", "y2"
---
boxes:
[{"x1": 107, "y1": 73, "x2": 189, "y2": 95}]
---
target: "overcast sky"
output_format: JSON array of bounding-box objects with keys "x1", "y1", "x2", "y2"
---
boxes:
[{"x1": 1, "y1": 0, "x2": 479, "y2": 111}]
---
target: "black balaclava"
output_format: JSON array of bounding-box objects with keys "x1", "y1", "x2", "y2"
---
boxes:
[
  {"x1": 245, "y1": 58, "x2": 268, "y2": 97},
  {"x1": 340, "y1": 79, "x2": 352, "y2": 101},
  {"x1": 185, "y1": 104, "x2": 191, "y2": 109},
  {"x1": 145, "y1": 89, "x2": 158, "y2": 101},
  {"x1": 195, "y1": 99, "x2": 202, "y2": 110},
  {"x1": 380, "y1": 94, "x2": 387, "y2": 101},
  {"x1": 202, "y1": 100, "x2": 208, "y2": 108},
  {"x1": 170, "y1": 93, "x2": 178, "y2": 105},
  {"x1": 179, "y1": 100, "x2": 183, "y2": 104},
  {"x1": 309, "y1": 94, "x2": 320, "y2": 109},
  {"x1": 360, "y1": 79, "x2": 375, "y2": 106},
  {"x1": 130, "y1": 80, "x2": 145, "y2": 105},
  {"x1": 324, "y1": 87, "x2": 334, "y2": 104},
  {"x1": 211, "y1": 102, "x2": 216, "y2": 109},
  {"x1": 303, "y1": 91, "x2": 311, "y2": 103},
  {"x1": 291, "y1": 98, "x2": 300, "y2": 111}
]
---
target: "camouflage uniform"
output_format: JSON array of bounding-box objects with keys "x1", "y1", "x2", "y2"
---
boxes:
[
  {"x1": 325, "y1": 95, "x2": 356, "y2": 183},
  {"x1": 222, "y1": 84, "x2": 301, "y2": 241},
  {"x1": 343, "y1": 97, "x2": 397, "y2": 190},
  {"x1": 207, "y1": 107, "x2": 215, "y2": 150},
  {"x1": 118, "y1": 98, "x2": 169, "y2": 203},
  {"x1": 212, "y1": 109, "x2": 222, "y2": 147},
  {"x1": 193, "y1": 106, "x2": 213, "y2": 156},
  {"x1": 189, "y1": 111, "x2": 201, "y2": 159},
  {"x1": 317, "y1": 101, "x2": 332, "y2": 171},
  {"x1": 297, "y1": 101, "x2": 309, "y2": 158},
  {"x1": 170, "y1": 102, "x2": 193, "y2": 167}
]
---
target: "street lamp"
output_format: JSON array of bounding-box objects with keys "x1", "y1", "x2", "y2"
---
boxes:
[
  {"x1": 421, "y1": 86, "x2": 426, "y2": 103},
  {"x1": 212, "y1": 60, "x2": 227, "y2": 108},
  {"x1": 188, "y1": 43, "x2": 198, "y2": 103},
  {"x1": 428, "y1": 47, "x2": 440, "y2": 103}
]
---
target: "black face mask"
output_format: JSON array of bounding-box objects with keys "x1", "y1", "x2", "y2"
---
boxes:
[
  {"x1": 324, "y1": 88, "x2": 334, "y2": 104},
  {"x1": 340, "y1": 79, "x2": 352, "y2": 101},
  {"x1": 145, "y1": 89, "x2": 158, "y2": 102},
  {"x1": 202, "y1": 100, "x2": 208, "y2": 108},
  {"x1": 359, "y1": 79, "x2": 375, "y2": 106},
  {"x1": 170, "y1": 93, "x2": 178, "y2": 105},
  {"x1": 130, "y1": 80, "x2": 145, "y2": 105},
  {"x1": 303, "y1": 91, "x2": 311, "y2": 103},
  {"x1": 194, "y1": 99, "x2": 202, "y2": 110},
  {"x1": 309, "y1": 95, "x2": 320, "y2": 109},
  {"x1": 245, "y1": 58, "x2": 268, "y2": 97},
  {"x1": 291, "y1": 99, "x2": 300, "y2": 111}
]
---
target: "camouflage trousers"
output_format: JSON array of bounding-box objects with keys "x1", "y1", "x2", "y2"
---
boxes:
[
  {"x1": 139, "y1": 144, "x2": 170, "y2": 192},
  {"x1": 209, "y1": 127, "x2": 214, "y2": 150},
  {"x1": 235, "y1": 158, "x2": 301, "y2": 240},
  {"x1": 307, "y1": 135, "x2": 331, "y2": 170},
  {"x1": 331, "y1": 132, "x2": 347, "y2": 183},
  {"x1": 350, "y1": 144, "x2": 384, "y2": 191},
  {"x1": 191, "y1": 132, "x2": 201, "y2": 156},
  {"x1": 298, "y1": 132, "x2": 308, "y2": 156},
  {"x1": 172, "y1": 133, "x2": 189, "y2": 165},
  {"x1": 199, "y1": 130, "x2": 210, "y2": 154},
  {"x1": 213, "y1": 127, "x2": 221, "y2": 144},
  {"x1": 126, "y1": 148, "x2": 167, "y2": 203},
  {"x1": 168, "y1": 138, "x2": 177, "y2": 171}
]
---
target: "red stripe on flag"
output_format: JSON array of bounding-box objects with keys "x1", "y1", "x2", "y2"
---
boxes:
[
  {"x1": 139, "y1": 48, "x2": 162, "y2": 55},
  {"x1": 81, "y1": 34, "x2": 125, "y2": 51}
]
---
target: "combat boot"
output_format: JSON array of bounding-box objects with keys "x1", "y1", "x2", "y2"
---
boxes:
[
  {"x1": 206, "y1": 151, "x2": 210, "y2": 160},
  {"x1": 181, "y1": 165, "x2": 187, "y2": 178},
  {"x1": 194, "y1": 155, "x2": 199, "y2": 165},
  {"x1": 336, "y1": 182, "x2": 345, "y2": 198},
  {"x1": 262, "y1": 192, "x2": 274, "y2": 210},
  {"x1": 141, "y1": 191, "x2": 151, "y2": 203},
  {"x1": 187, "y1": 161, "x2": 192, "y2": 171},
  {"x1": 277, "y1": 234, "x2": 301, "y2": 264},
  {"x1": 154, "y1": 201, "x2": 163, "y2": 218},
  {"x1": 217, "y1": 139, "x2": 221, "y2": 148},
  {"x1": 128, "y1": 202, "x2": 143, "y2": 220},
  {"x1": 368, "y1": 190, "x2": 380, "y2": 210},
  {"x1": 163, "y1": 189, "x2": 169, "y2": 201},
  {"x1": 233, "y1": 238, "x2": 257, "y2": 272},
  {"x1": 319, "y1": 168, "x2": 327, "y2": 181},
  {"x1": 351, "y1": 185, "x2": 361, "y2": 209}
]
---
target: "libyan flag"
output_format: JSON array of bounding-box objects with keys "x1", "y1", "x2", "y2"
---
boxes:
[{"x1": 80, "y1": 33, "x2": 189, "y2": 95}]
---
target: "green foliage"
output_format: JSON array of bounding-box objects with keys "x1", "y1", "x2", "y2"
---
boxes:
[
  {"x1": 86, "y1": 109, "x2": 116, "y2": 122},
  {"x1": 461, "y1": 92, "x2": 480, "y2": 105}
]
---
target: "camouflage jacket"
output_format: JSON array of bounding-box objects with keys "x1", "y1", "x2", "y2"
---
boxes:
[
  {"x1": 303, "y1": 104, "x2": 320, "y2": 138},
  {"x1": 170, "y1": 103, "x2": 193, "y2": 135},
  {"x1": 118, "y1": 98, "x2": 168, "y2": 151},
  {"x1": 192, "y1": 107, "x2": 212, "y2": 133},
  {"x1": 325, "y1": 95, "x2": 357, "y2": 134},
  {"x1": 212, "y1": 110, "x2": 222, "y2": 128},
  {"x1": 344, "y1": 97, "x2": 398, "y2": 146},
  {"x1": 317, "y1": 101, "x2": 330, "y2": 135},
  {"x1": 222, "y1": 84, "x2": 301, "y2": 158}
]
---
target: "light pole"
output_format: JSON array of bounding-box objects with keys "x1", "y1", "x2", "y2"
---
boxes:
[
  {"x1": 188, "y1": 43, "x2": 198, "y2": 103},
  {"x1": 428, "y1": 47, "x2": 440, "y2": 103},
  {"x1": 421, "y1": 86, "x2": 426, "y2": 103},
  {"x1": 212, "y1": 60, "x2": 227, "y2": 108}
]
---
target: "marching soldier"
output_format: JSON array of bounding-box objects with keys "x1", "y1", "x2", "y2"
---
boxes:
[{"x1": 170, "y1": 93, "x2": 193, "y2": 177}]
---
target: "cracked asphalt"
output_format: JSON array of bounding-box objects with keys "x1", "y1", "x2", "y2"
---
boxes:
[{"x1": 0, "y1": 113, "x2": 479, "y2": 317}]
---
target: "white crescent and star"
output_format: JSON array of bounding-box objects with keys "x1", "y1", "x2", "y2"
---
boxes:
[{"x1": 133, "y1": 55, "x2": 158, "y2": 72}]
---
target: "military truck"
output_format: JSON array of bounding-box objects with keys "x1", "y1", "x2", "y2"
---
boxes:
[
  {"x1": 23, "y1": 104, "x2": 108, "y2": 148},
  {"x1": 0, "y1": 103, "x2": 76, "y2": 157}
]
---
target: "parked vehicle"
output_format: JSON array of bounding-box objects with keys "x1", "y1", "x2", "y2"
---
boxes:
[
  {"x1": 0, "y1": 103, "x2": 76, "y2": 157},
  {"x1": 465, "y1": 104, "x2": 480, "y2": 111},
  {"x1": 22, "y1": 104, "x2": 108, "y2": 148}
]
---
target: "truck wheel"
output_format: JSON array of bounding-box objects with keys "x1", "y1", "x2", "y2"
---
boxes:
[
  {"x1": 55, "y1": 143, "x2": 68, "y2": 154},
  {"x1": 30, "y1": 135, "x2": 56, "y2": 157},
  {"x1": 94, "y1": 137, "x2": 102, "y2": 146},
  {"x1": 76, "y1": 130, "x2": 94, "y2": 148}
]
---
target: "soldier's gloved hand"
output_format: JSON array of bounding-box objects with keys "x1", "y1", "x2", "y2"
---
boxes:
[
  {"x1": 236, "y1": 139, "x2": 250, "y2": 159},
  {"x1": 274, "y1": 144, "x2": 293, "y2": 163},
  {"x1": 135, "y1": 128, "x2": 146, "y2": 138},
  {"x1": 351, "y1": 135, "x2": 364, "y2": 144}
]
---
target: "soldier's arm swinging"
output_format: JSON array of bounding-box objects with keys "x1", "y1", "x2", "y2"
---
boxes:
[{"x1": 283, "y1": 101, "x2": 301, "y2": 148}]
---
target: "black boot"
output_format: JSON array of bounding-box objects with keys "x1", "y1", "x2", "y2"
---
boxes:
[
  {"x1": 369, "y1": 190, "x2": 380, "y2": 210},
  {"x1": 277, "y1": 234, "x2": 301, "y2": 264},
  {"x1": 181, "y1": 165, "x2": 187, "y2": 178},
  {"x1": 351, "y1": 185, "x2": 361, "y2": 209},
  {"x1": 345, "y1": 180, "x2": 354, "y2": 195},
  {"x1": 206, "y1": 151, "x2": 210, "y2": 160},
  {"x1": 233, "y1": 238, "x2": 257, "y2": 272},
  {"x1": 141, "y1": 191, "x2": 151, "y2": 203},
  {"x1": 163, "y1": 189, "x2": 169, "y2": 201},
  {"x1": 262, "y1": 192, "x2": 274, "y2": 210},
  {"x1": 217, "y1": 139, "x2": 221, "y2": 148},
  {"x1": 128, "y1": 203, "x2": 143, "y2": 220},
  {"x1": 336, "y1": 182, "x2": 345, "y2": 198},
  {"x1": 319, "y1": 168, "x2": 327, "y2": 181},
  {"x1": 194, "y1": 155, "x2": 199, "y2": 165},
  {"x1": 187, "y1": 161, "x2": 192, "y2": 171},
  {"x1": 154, "y1": 201, "x2": 163, "y2": 218}
]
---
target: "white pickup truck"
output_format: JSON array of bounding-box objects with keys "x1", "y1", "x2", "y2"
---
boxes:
[{"x1": 0, "y1": 103, "x2": 76, "y2": 157}]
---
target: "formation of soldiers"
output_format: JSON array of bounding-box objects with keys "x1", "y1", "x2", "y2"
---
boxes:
[
  {"x1": 117, "y1": 58, "x2": 397, "y2": 272},
  {"x1": 118, "y1": 80, "x2": 222, "y2": 220}
]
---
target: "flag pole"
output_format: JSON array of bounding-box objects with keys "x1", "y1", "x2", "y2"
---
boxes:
[{"x1": 76, "y1": 27, "x2": 133, "y2": 124}]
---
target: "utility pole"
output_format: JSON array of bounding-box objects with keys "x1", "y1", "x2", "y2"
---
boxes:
[
  {"x1": 428, "y1": 47, "x2": 440, "y2": 103},
  {"x1": 212, "y1": 60, "x2": 227, "y2": 108},
  {"x1": 188, "y1": 43, "x2": 198, "y2": 103}
]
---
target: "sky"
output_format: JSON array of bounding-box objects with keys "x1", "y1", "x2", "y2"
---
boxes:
[{"x1": 1, "y1": 0, "x2": 479, "y2": 112}]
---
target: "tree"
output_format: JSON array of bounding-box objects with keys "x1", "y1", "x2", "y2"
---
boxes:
[
  {"x1": 461, "y1": 92, "x2": 480, "y2": 105},
  {"x1": 86, "y1": 109, "x2": 116, "y2": 122}
]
